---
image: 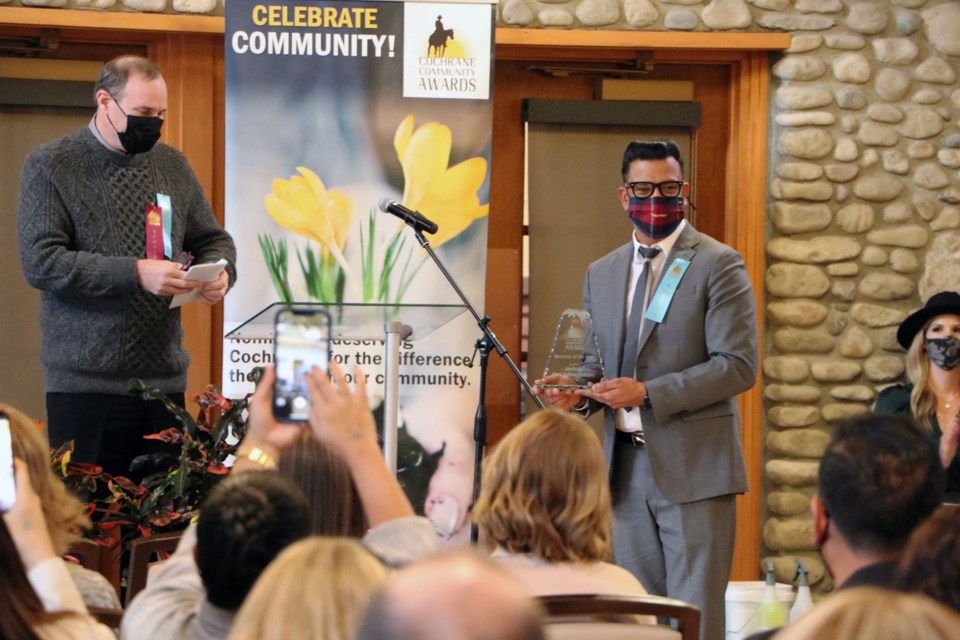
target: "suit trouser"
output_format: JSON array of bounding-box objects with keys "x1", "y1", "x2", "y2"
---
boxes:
[
  {"x1": 611, "y1": 440, "x2": 736, "y2": 640},
  {"x1": 47, "y1": 392, "x2": 185, "y2": 482}
]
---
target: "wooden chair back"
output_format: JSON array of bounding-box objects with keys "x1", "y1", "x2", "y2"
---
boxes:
[
  {"x1": 538, "y1": 594, "x2": 701, "y2": 640},
  {"x1": 125, "y1": 531, "x2": 185, "y2": 607},
  {"x1": 88, "y1": 606, "x2": 124, "y2": 630},
  {"x1": 67, "y1": 538, "x2": 121, "y2": 598}
]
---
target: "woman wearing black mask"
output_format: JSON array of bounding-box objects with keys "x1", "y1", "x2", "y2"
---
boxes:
[{"x1": 875, "y1": 291, "x2": 960, "y2": 502}]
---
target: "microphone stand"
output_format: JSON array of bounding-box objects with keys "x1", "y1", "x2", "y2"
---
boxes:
[{"x1": 410, "y1": 227, "x2": 545, "y2": 545}]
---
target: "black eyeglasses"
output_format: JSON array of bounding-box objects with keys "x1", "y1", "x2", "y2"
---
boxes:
[{"x1": 624, "y1": 180, "x2": 684, "y2": 199}]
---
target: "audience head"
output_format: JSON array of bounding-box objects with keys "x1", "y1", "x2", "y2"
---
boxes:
[
  {"x1": 0, "y1": 517, "x2": 48, "y2": 640},
  {"x1": 195, "y1": 470, "x2": 310, "y2": 611},
  {"x1": 894, "y1": 506, "x2": 960, "y2": 612},
  {"x1": 0, "y1": 403, "x2": 89, "y2": 555},
  {"x1": 899, "y1": 293, "x2": 960, "y2": 429},
  {"x1": 277, "y1": 432, "x2": 367, "y2": 537},
  {"x1": 473, "y1": 408, "x2": 611, "y2": 563},
  {"x1": 815, "y1": 413, "x2": 944, "y2": 558},
  {"x1": 356, "y1": 550, "x2": 545, "y2": 640},
  {"x1": 230, "y1": 537, "x2": 386, "y2": 640},
  {"x1": 776, "y1": 587, "x2": 960, "y2": 640}
]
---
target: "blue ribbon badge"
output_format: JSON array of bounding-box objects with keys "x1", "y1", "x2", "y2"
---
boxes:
[
  {"x1": 157, "y1": 193, "x2": 173, "y2": 259},
  {"x1": 645, "y1": 258, "x2": 691, "y2": 324}
]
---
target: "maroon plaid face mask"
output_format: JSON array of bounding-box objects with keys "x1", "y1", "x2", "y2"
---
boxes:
[{"x1": 628, "y1": 196, "x2": 685, "y2": 240}]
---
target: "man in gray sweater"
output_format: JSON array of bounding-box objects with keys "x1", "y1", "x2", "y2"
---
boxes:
[{"x1": 17, "y1": 55, "x2": 236, "y2": 479}]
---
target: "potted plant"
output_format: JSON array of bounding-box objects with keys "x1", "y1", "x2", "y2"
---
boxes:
[{"x1": 53, "y1": 379, "x2": 252, "y2": 549}]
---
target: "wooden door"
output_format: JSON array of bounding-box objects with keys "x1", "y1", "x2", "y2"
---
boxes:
[
  {"x1": 485, "y1": 46, "x2": 769, "y2": 582},
  {"x1": 487, "y1": 57, "x2": 732, "y2": 442}
]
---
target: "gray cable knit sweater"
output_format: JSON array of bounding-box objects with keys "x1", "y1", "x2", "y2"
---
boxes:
[{"x1": 18, "y1": 125, "x2": 237, "y2": 395}]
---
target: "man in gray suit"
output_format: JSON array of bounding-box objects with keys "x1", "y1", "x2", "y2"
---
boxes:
[{"x1": 536, "y1": 140, "x2": 759, "y2": 640}]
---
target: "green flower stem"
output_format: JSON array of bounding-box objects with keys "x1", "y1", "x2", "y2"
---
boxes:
[
  {"x1": 394, "y1": 251, "x2": 429, "y2": 305},
  {"x1": 360, "y1": 211, "x2": 377, "y2": 301},
  {"x1": 297, "y1": 243, "x2": 347, "y2": 304},
  {"x1": 258, "y1": 234, "x2": 293, "y2": 303}
]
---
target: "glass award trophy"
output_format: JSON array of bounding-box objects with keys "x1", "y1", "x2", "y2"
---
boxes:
[{"x1": 536, "y1": 308, "x2": 605, "y2": 390}]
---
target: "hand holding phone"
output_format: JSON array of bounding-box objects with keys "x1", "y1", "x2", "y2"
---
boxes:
[
  {"x1": 273, "y1": 308, "x2": 333, "y2": 422},
  {"x1": 3, "y1": 458, "x2": 57, "y2": 569},
  {"x1": 249, "y1": 369, "x2": 306, "y2": 450}
]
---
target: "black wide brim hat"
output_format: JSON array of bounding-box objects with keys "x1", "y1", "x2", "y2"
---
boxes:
[{"x1": 897, "y1": 291, "x2": 960, "y2": 349}]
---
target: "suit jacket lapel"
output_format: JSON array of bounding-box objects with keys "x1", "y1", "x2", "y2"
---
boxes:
[
  {"x1": 635, "y1": 224, "x2": 700, "y2": 357},
  {"x1": 606, "y1": 243, "x2": 632, "y2": 377}
]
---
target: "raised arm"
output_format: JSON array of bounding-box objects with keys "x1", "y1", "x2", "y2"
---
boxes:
[
  {"x1": 231, "y1": 367, "x2": 306, "y2": 473},
  {"x1": 3, "y1": 460, "x2": 115, "y2": 640},
  {"x1": 306, "y1": 362, "x2": 415, "y2": 527}
]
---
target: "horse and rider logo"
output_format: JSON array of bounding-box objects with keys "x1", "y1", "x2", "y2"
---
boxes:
[
  {"x1": 428, "y1": 15, "x2": 454, "y2": 57},
  {"x1": 402, "y1": 3, "x2": 490, "y2": 99}
]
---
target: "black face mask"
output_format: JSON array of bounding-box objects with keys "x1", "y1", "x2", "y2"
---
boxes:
[
  {"x1": 926, "y1": 336, "x2": 960, "y2": 371},
  {"x1": 107, "y1": 95, "x2": 163, "y2": 155}
]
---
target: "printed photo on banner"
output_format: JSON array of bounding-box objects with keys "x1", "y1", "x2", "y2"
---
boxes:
[
  {"x1": 223, "y1": 0, "x2": 496, "y2": 544},
  {"x1": 402, "y1": 2, "x2": 493, "y2": 100}
]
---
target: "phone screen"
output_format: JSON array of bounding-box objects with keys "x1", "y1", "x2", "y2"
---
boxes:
[
  {"x1": 273, "y1": 309, "x2": 332, "y2": 422},
  {"x1": 0, "y1": 414, "x2": 15, "y2": 512}
]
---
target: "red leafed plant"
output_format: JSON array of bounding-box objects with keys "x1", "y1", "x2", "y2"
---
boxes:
[{"x1": 52, "y1": 377, "x2": 256, "y2": 548}]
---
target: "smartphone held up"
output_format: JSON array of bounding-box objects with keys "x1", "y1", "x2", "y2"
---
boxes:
[
  {"x1": 0, "y1": 413, "x2": 15, "y2": 512},
  {"x1": 272, "y1": 307, "x2": 333, "y2": 422}
]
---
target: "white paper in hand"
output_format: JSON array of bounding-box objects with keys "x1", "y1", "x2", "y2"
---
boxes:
[{"x1": 169, "y1": 259, "x2": 228, "y2": 309}]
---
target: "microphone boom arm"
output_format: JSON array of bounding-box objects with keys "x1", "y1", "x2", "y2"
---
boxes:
[{"x1": 410, "y1": 229, "x2": 543, "y2": 410}]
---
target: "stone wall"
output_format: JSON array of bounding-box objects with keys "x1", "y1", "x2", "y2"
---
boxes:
[
  {"x1": 763, "y1": 0, "x2": 960, "y2": 590},
  {"x1": 0, "y1": 0, "x2": 221, "y2": 15},
  {"x1": 5, "y1": 0, "x2": 958, "y2": 591},
  {"x1": 759, "y1": 0, "x2": 957, "y2": 592},
  {"x1": 498, "y1": 0, "x2": 960, "y2": 592}
]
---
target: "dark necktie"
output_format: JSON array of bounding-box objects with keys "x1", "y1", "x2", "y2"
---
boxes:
[{"x1": 620, "y1": 245, "x2": 661, "y2": 379}]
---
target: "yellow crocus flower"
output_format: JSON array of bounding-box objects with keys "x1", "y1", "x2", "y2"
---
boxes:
[
  {"x1": 393, "y1": 115, "x2": 489, "y2": 248},
  {"x1": 325, "y1": 190, "x2": 353, "y2": 257},
  {"x1": 264, "y1": 166, "x2": 353, "y2": 271}
]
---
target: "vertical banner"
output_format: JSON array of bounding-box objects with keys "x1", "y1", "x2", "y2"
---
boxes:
[{"x1": 223, "y1": 0, "x2": 495, "y2": 544}]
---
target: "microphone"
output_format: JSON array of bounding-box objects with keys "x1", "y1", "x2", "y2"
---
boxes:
[{"x1": 378, "y1": 198, "x2": 438, "y2": 235}]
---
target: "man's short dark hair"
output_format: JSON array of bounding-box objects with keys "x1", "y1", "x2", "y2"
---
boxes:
[
  {"x1": 819, "y1": 413, "x2": 944, "y2": 553},
  {"x1": 196, "y1": 471, "x2": 310, "y2": 610},
  {"x1": 621, "y1": 140, "x2": 684, "y2": 181},
  {"x1": 94, "y1": 55, "x2": 163, "y2": 102}
]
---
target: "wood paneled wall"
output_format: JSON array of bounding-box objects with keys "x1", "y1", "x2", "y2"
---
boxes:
[{"x1": 152, "y1": 34, "x2": 226, "y2": 395}]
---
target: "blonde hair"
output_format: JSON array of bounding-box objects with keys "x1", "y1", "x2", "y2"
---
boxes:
[
  {"x1": 777, "y1": 587, "x2": 960, "y2": 640},
  {"x1": 229, "y1": 537, "x2": 387, "y2": 640},
  {"x1": 473, "y1": 408, "x2": 611, "y2": 563},
  {"x1": 0, "y1": 403, "x2": 89, "y2": 554},
  {"x1": 906, "y1": 320, "x2": 936, "y2": 431}
]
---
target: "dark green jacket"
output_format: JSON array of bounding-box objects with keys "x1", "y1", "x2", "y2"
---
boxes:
[{"x1": 875, "y1": 383, "x2": 960, "y2": 502}]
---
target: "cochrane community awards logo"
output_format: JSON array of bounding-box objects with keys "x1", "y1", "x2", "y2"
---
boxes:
[{"x1": 403, "y1": 2, "x2": 491, "y2": 100}]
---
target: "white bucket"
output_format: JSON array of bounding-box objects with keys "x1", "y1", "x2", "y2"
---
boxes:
[{"x1": 725, "y1": 581, "x2": 796, "y2": 640}]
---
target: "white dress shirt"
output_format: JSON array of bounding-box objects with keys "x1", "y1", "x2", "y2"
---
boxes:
[{"x1": 616, "y1": 219, "x2": 687, "y2": 434}]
